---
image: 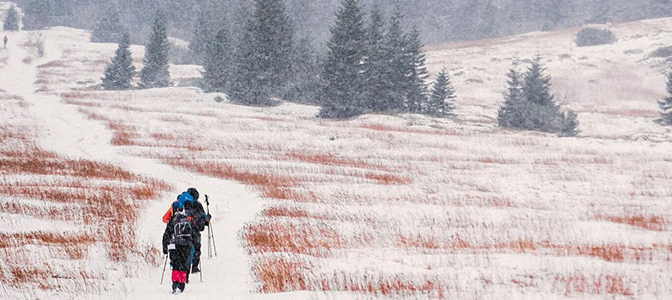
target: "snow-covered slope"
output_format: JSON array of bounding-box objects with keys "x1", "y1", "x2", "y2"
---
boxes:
[{"x1": 0, "y1": 17, "x2": 671, "y2": 300}]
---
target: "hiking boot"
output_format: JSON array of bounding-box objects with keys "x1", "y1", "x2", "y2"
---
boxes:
[{"x1": 191, "y1": 266, "x2": 200, "y2": 274}]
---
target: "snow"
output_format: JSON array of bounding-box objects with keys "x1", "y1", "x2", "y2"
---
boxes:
[
  {"x1": 1, "y1": 15, "x2": 672, "y2": 300},
  {"x1": 0, "y1": 28, "x2": 284, "y2": 300}
]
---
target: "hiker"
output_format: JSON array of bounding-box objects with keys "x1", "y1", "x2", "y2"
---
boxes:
[
  {"x1": 184, "y1": 187, "x2": 210, "y2": 274},
  {"x1": 162, "y1": 201, "x2": 194, "y2": 294},
  {"x1": 162, "y1": 191, "x2": 194, "y2": 223},
  {"x1": 161, "y1": 188, "x2": 210, "y2": 274},
  {"x1": 3, "y1": 36, "x2": 7, "y2": 49}
]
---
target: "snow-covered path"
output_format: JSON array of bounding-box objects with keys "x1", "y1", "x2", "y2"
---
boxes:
[{"x1": 0, "y1": 30, "x2": 316, "y2": 300}]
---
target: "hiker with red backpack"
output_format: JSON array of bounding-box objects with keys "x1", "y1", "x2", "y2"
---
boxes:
[{"x1": 162, "y1": 201, "x2": 194, "y2": 294}]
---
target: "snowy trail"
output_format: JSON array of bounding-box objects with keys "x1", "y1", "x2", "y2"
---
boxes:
[{"x1": 0, "y1": 31, "x2": 316, "y2": 300}]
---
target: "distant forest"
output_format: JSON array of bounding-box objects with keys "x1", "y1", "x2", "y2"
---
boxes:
[{"x1": 12, "y1": 0, "x2": 672, "y2": 47}]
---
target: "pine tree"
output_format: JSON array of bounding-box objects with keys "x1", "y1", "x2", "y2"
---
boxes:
[
  {"x1": 229, "y1": 0, "x2": 294, "y2": 105},
  {"x1": 282, "y1": 37, "x2": 322, "y2": 104},
  {"x1": 139, "y1": 11, "x2": 171, "y2": 88},
  {"x1": 427, "y1": 68, "x2": 456, "y2": 117},
  {"x1": 659, "y1": 69, "x2": 672, "y2": 125},
  {"x1": 91, "y1": 10, "x2": 125, "y2": 43},
  {"x1": 523, "y1": 56, "x2": 555, "y2": 107},
  {"x1": 3, "y1": 5, "x2": 20, "y2": 31},
  {"x1": 499, "y1": 56, "x2": 571, "y2": 133},
  {"x1": 382, "y1": 2, "x2": 408, "y2": 113},
  {"x1": 560, "y1": 111, "x2": 580, "y2": 137},
  {"x1": 498, "y1": 59, "x2": 528, "y2": 128},
  {"x1": 101, "y1": 32, "x2": 135, "y2": 90},
  {"x1": 318, "y1": 0, "x2": 367, "y2": 118},
  {"x1": 363, "y1": 4, "x2": 389, "y2": 112},
  {"x1": 404, "y1": 26, "x2": 429, "y2": 113},
  {"x1": 229, "y1": 25, "x2": 266, "y2": 104},
  {"x1": 202, "y1": 27, "x2": 232, "y2": 92},
  {"x1": 521, "y1": 55, "x2": 563, "y2": 132},
  {"x1": 23, "y1": 0, "x2": 51, "y2": 30},
  {"x1": 189, "y1": 5, "x2": 215, "y2": 64}
]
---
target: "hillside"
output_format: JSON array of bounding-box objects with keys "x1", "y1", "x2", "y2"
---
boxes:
[{"x1": 1, "y1": 17, "x2": 672, "y2": 300}]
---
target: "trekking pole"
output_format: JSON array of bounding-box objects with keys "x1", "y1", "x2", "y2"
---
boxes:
[
  {"x1": 199, "y1": 260, "x2": 203, "y2": 282},
  {"x1": 210, "y1": 222, "x2": 217, "y2": 256},
  {"x1": 205, "y1": 195, "x2": 217, "y2": 257},
  {"x1": 160, "y1": 254, "x2": 168, "y2": 284}
]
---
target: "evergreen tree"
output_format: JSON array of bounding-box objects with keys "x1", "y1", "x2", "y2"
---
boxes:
[
  {"x1": 282, "y1": 37, "x2": 322, "y2": 104},
  {"x1": 3, "y1": 5, "x2": 20, "y2": 31},
  {"x1": 202, "y1": 27, "x2": 232, "y2": 92},
  {"x1": 139, "y1": 11, "x2": 171, "y2": 88},
  {"x1": 427, "y1": 68, "x2": 456, "y2": 117},
  {"x1": 189, "y1": 5, "x2": 215, "y2": 64},
  {"x1": 91, "y1": 10, "x2": 125, "y2": 43},
  {"x1": 560, "y1": 111, "x2": 580, "y2": 136},
  {"x1": 404, "y1": 26, "x2": 429, "y2": 113},
  {"x1": 498, "y1": 56, "x2": 571, "y2": 134},
  {"x1": 229, "y1": 0, "x2": 294, "y2": 105},
  {"x1": 659, "y1": 69, "x2": 672, "y2": 125},
  {"x1": 23, "y1": 0, "x2": 51, "y2": 30},
  {"x1": 522, "y1": 55, "x2": 563, "y2": 131},
  {"x1": 229, "y1": 25, "x2": 266, "y2": 104},
  {"x1": 363, "y1": 4, "x2": 389, "y2": 112},
  {"x1": 101, "y1": 32, "x2": 135, "y2": 90},
  {"x1": 318, "y1": 0, "x2": 367, "y2": 118},
  {"x1": 382, "y1": 2, "x2": 408, "y2": 112},
  {"x1": 498, "y1": 59, "x2": 528, "y2": 128},
  {"x1": 541, "y1": 0, "x2": 569, "y2": 31}
]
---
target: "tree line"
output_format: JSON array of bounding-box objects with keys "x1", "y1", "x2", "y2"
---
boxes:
[
  {"x1": 12, "y1": 0, "x2": 672, "y2": 135},
  {"x1": 95, "y1": 0, "x2": 672, "y2": 137},
  {"x1": 12, "y1": 0, "x2": 672, "y2": 45}
]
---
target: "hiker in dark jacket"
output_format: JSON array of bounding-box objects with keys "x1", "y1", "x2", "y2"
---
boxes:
[
  {"x1": 162, "y1": 201, "x2": 194, "y2": 294},
  {"x1": 184, "y1": 187, "x2": 210, "y2": 273}
]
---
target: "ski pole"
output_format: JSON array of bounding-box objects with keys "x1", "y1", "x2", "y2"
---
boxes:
[
  {"x1": 199, "y1": 260, "x2": 203, "y2": 282},
  {"x1": 205, "y1": 195, "x2": 217, "y2": 257},
  {"x1": 210, "y1": 223, "x2": 218, "y2": 256},
  {"x1": 160, "y1": 254, "x2": 168, "y2": 284}
]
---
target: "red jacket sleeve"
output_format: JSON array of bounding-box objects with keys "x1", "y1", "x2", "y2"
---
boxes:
[{"x1": 162, "y1": 206, "x2": 173, "y2": 223}]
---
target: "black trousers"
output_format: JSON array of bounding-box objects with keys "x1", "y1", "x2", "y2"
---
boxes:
[{"x1": 170, "y1": 244, "x2": 191, "y2": 273}]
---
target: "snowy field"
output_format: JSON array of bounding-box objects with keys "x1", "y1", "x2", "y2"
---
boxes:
[{"x1": 1, "y1": 15, "x2": 672, "y2": 300}]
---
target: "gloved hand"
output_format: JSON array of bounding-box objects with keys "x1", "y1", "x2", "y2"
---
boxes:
[
  {"x1": 163, "y1": 247, "x2": 168, "y2": 255},
  {"x1": 205, "y1": 214, "x2": 212, "y2": 222}
]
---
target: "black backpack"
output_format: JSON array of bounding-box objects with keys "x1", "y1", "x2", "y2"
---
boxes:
[{"x1": 171, "y1": 213, "x2": 193, "y2": 246}]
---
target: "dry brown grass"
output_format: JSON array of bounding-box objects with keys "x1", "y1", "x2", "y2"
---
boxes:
[
  {"x1": 243, "y1": 221, "x2": 343, "y2": 257},
  {"x1": 37, "y1": 60, "x2": 68, "y2": 68},
  {"x1": 597, "y1": 214, "x2": 666, "y2": 231},
  {"x1": 364, "y1": 172, "x2": 413, "y2": 185},
  {"x1": 361, "y1": 123, "x2": 459, "y2": 135},
  {"x1": 555, "y1": 274, "x2": 633, "y2": 296},
  {"x1": 285, "y1": 150, "x2": 390, "y2": 171},
  {"x1": 0, "y1": 108, "x2": 169, "y2": 293},
  {"x1": 394, "y1": 235, "x2": 666, "y2": 263},
  {"x1": 252, "y1": 257, "x2": 310, "y2": 293}
]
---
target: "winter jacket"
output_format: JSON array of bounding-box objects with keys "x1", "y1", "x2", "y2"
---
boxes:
[
  {"x1": 162, "y1": 211, "x2": 195, "y2": 254},
  {"x1": 186, "y1": 200, "x2": 207, "y2": 232}
]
